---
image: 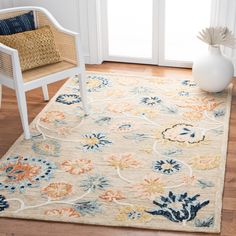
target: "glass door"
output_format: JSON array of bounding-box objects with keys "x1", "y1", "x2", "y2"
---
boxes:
[{"x1": 101, "y1": 0, "x2": 214, "y2": 67}]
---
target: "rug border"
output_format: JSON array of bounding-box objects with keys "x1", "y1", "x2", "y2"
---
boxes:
[{"x1": 0, "y1": 71, "x2": 233, "y2": 234}]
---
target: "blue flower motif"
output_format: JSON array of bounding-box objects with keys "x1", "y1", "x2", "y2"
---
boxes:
[
  {"x1": 74, "y1": 200, "x2": 101, "y2": 215},
  {"x1": 152, "y1": 159, "x2": 182, "y2": 175},
  {"x1": 146, "y1": 191, "x2": 210, "y2": 223},
  {"x1": 0, "y1": 195, "x2": 9, "y2": 212},
  {"x1": 181, "y1": 80, "x2": 197, "y2": 87},
  {"x1": 56, "y1": 94, "x2": 81, "y2": 105},
  {"x1": 95, "y1": 116, "x2": 112, "y2": 125},
  {"x1": 178, "y1": 91, "x2": 189, "y2": 96},
  {"x1": 0, "y1": 156, "x2": 56, "y2": 193},
  {"x1": 82, "y1": 133, "x2": 112, "y2": 151},
  {"x1": 32, "y1": 140, "x2": 61, "y2": 157},
  {"x1": 80, "y1": 175, "x2": 110, "y2": 192},
  {"x1": 162, "y1": 148, "x2": 182, "y2": 157},
  {"x1": 195, "y1": 216, "x2": 214, "y2": 228},
  {"x1": 141, "y1": 96, "x2": 162, "y2": 106},
  {"x1": 87, "y1": 75, "x2": 110, "y2": 92},
  {"x1": 213, "y1": 109, "x2": 225, "y2": 118}
]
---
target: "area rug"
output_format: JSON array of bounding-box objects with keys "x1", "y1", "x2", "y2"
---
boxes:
[{"x1": 0, "y1": 72, "x2": 232, "y2": 233}]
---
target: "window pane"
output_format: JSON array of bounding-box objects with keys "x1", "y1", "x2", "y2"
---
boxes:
[
  {"x1": 165, "y1": 0, "x2": 212, "y2": 61},
  {"x1": 107, "y1": 0, "x2": 153, "y2": 58}
]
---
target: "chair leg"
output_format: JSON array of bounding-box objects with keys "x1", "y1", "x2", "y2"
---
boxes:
[
  {"x1": 15, "y1": 89, "x2": 31, "y2": 139},
  {"x1": 42, "y1": 85, "x2": 49, "y2": 101},
  {"x1": 79, "y1": 72, "x2": 89, "y2": 115},
  {"x1": 0, "y1": 85, "x2": 2, "y2": 109}
]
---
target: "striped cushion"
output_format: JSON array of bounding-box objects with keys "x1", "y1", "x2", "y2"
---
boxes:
[{"x1": 0, "y1": 11, "x2": 35, "y2": 35}]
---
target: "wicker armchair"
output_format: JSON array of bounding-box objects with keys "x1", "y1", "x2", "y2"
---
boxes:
[{"x1": 0, "y1": 6, "x2": 88, "y2": 139}]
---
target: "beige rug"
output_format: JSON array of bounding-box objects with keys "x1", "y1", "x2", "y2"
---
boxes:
[{"x1": 0, "y1": 72, "x2": 232, "y2": 233}]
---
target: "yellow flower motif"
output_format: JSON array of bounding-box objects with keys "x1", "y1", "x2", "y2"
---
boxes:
[
  {"x1": 99, "y1": 190, "x2": 125, "y2": 202},
  {"x1": 183, "y1": 111, "x2": 203, "y2": 121},
  {"x1": 105, "y1": 153, "x2": 141, "y2": 170},
  {"x1": 45, "y1": 208, "x2": 80, "y2": 218},
  {"x1": 189, "y1": 156, "x2": 220, "y2": 170},
  {"x1": 41, "y1": 182, "x2": 73, "y2": 200},
  {"x1": 61, "y1": 159, "x2": 93, "y2": 175},
  {"x1": 107, "y1": 103, "x2": 133, "y2": 113},
  {"x1": 133, "y1": 174, "x2": 165, "y2": 200},
  {"x1": 116, "y1": 206, "x2": 152, "y2": 223},
  {"x1": 132, "y1": 107, "x2": 158, "y2": 118}
]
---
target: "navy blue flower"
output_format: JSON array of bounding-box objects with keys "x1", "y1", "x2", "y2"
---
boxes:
[
  {"x1": 82, "y1": 133, "x2": 112, "y2": 151},
  {"x1": 153, "y1": 159, "x2": 182, "y2": 175},
  {"x1": 213, "y1": 109, "x2": 225, "y2": 118},
  {"x1": 80, "y1": 175, "x2": 110, "y2": 192},
  {"x1": 141, "y1": 96, "x2": 162, "y2": 106},
  {"x1": 74, "y1": 200, "x2": 101, "y2": 215},
  {"x1": 181, "y1": 80, "x2": 197, "y2": 87},
  {"x1": 0, "y1": 195, "x2": 9, "y2": 212},
  {"x1": 146, "y1": 191, "x2": 210, "y2": 223},
  {"x1": 56, "y1": 94, "x2": 81, "y2": 105}
]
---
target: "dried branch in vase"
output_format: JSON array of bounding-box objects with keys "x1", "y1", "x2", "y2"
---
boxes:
[{"x1": 197, "y1": 27, "x2": 236, "y2": 48}]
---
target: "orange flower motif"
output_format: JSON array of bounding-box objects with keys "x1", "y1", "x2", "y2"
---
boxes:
[
  {"x1": 105, "y1": 153, "x2": 141, "y2": 170},
  {"x1": 133, "y1": 174, "x2": 165, "y2": 200},
  {"x1": 45, "y1": 208, "x2": 80, "y2": 218},
  {"x1": 61, "y1": 159, "x2": 93, "y2": 175},
  {"x1": 181, "y1": 175, "x2": 196, "y2": 185},
  {"x1": 40, "y1": 111, "x2": 65, "y2": 123},
  {"x1": 41, "y1": 182, "x2": 72, "y2": 200},
  {"x1": 99, "y1": 190, "x2": 125, "y2": 202}
]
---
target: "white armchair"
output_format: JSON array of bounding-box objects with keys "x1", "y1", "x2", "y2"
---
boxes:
[{"x1": 0, "y1": 6, "x2": 88, "y2": 140}]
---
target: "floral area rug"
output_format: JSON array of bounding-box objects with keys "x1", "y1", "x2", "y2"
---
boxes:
[{"x1": 0, "y1": 72, "x2": 232, "y2": 233}]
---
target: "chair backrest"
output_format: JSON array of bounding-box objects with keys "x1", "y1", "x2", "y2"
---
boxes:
[{"x1": 0, "y1": 7, "x2": 77, "y2": 65}]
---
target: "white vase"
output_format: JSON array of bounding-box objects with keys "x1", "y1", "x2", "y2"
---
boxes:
[{"x1": 192, "y1": 46, "x2": 234, "y2": 92}]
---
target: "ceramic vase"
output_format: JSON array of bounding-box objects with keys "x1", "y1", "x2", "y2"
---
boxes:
[{"x1": 192, "y1": 46, "x2": 234, "y2": 92}]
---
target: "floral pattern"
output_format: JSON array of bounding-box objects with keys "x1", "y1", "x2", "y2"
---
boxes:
[
  {"x1": 80, "y1": 175, "x2": 110, "y2": 192},
  {"x1": 116, "y1": 206, "x2": 152, "y2": 223},
  {"x1": 56, "y1": 94, "x2": 81, "y2": 105},
  {"x1": 189, "y1": 156, "x2": 220, "y2": 170},
  {"x1": 41, "y1": 183, "x2": 73, "y2": 200},
  {"x1": 73, "y1": 200, "x2": 101, "y2": 215},
  {"x1": 45, "y1": 208, "x2": 81, "y2": 218},
  {"x1": 32, "y1": 140, "x2": 61, "y2": 157},
  {"x1": 141, "y1": 96, "x2": 162, "y2": 106},
  {"x1": 61, "y1": 159, "x2": 93, "y2": 175},
  {"x1": 0, "y1": 72, "x2": 231, "y2": 233},
  {"x1": 147, "y1": 191, "x2": 210, "y2": 223},
  {"x1": 133, "y1": 174, "x2": 165, "y2": 200},
  {"x1": 162, "y1": 123, "x2": 205, "y2": 144},
  {"x1": 81, "y1": 133, "x2": 112, "y2": 151},
  {"x1": 0, "y1": 195, "x2": 9, "y2": 212},
  {"x1": 152, "y1": 159, "x2": 182, "y2": 175},
  {"x1": 105, "y1": 153, "x2": 141, "y2": 170},
  {"x1": 99, "y1": 190, "x2": 125, "y2": 202},
  {"x1": 0, "y1": 156, "x2": 56, "y2": 192}
]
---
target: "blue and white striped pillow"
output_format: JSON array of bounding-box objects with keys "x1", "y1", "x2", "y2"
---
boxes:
[{"x1": 0, "y1": 11, "x2": 35, "y2": 35}]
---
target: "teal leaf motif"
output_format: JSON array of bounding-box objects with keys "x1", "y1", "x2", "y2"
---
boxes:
[
  {"x1": 197, "y1": 180, "x2": 215, "y2": 189},
  {"x1": 195, "y1": 216, "x2": 214, "y2": 227}
]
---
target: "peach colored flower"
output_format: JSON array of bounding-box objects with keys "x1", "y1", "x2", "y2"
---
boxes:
[
  {"x1": 133, "y1": 174, "x2": 165, "y2": 200},
  {"x1": 45, "y1": 208, "x2": 80, "y2": 218},
  {"x1": 189, "y1": 155, "x2": 220, "y2": 170},
  {"x1": 107, "y1": 103, "x2": 133, "y2": 113},
  {"x1": 181, "y1": 175, "x2": 196, "y2": 185},
  {"x1": 183, "y1": 111, "x2": 203, "y2": 121},
  {"x1": 56, "y1": 127, "x2": 71, "y2": 136},
  {"x1": 61, "y1": 159, "x2": 93, "y2": 175},
  {"x1": 99, "y1": 190, "x2": 125, "y2": 202},
  {"x1": 40, "y1": 111, "x2": 65, "y2": 123},
  {"x1": 105, "y1": 153, "x2": 141, "y2": 170},
  {"x1": 41, "y1": 182, "x2": 72, "y2": 200}
]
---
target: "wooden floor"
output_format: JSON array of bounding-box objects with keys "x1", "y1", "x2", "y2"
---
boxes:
[{"x1": 0, "y1": 62, "x2": 235, "y2": 236}]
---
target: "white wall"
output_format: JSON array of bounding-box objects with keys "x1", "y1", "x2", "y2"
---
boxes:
[{"x1": 0, "y1": 0, "x2": 13, "y2": 9}]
